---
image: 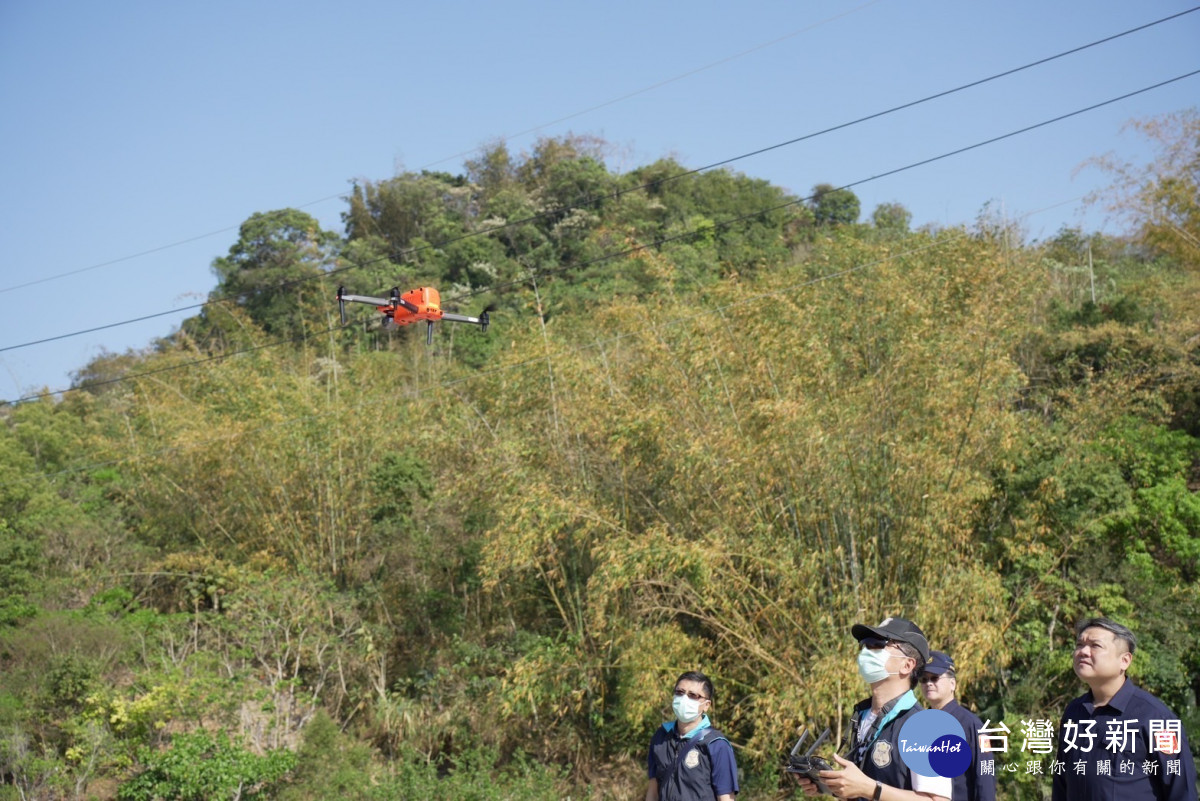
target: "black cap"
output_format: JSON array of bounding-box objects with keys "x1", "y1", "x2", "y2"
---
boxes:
[
  {"x1": 925, "y1": 650, "x2": 955, "y2": 675},
  {"x1": 852, "y1": 617, "x2": 931, "y2": 663}
]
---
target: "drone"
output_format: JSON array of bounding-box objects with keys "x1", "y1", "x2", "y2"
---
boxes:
[
  {"x1": 786, "y1": 727, "x2": 836, "y2": 796},
  {"x1": 336, "y1": 285, "x2": 490, "y2": 344}
]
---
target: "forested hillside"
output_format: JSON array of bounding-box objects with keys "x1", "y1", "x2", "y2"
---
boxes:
[{"x1": 2, "y1": 114, "x2": 1198, "y2": 800}]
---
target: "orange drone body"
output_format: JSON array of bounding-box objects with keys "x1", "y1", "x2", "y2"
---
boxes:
[{"x1": 382, "y1": 286, "x2": 444, "y2": 325}]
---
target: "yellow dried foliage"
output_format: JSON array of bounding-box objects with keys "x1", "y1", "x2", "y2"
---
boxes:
[{"x1": 442, "y1": 231, "x2": 1042, "y2": 763}]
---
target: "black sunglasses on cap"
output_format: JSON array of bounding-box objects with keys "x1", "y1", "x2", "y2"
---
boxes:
[{"x1": 860, "y1": 637, "x2": 894, "y2": 650}]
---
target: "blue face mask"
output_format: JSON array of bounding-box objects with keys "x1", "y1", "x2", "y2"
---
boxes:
[
  {"x1": 672, "y1": 693, "x2": 703, "y2": 723},
  {"x1": 857, "y1": 646, "x2": 900, "y2": 684}
]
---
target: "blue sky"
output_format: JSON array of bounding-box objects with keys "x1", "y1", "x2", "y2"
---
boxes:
[{"x1": 1, "y1": 0, "x2": 1197, "y2": 403}]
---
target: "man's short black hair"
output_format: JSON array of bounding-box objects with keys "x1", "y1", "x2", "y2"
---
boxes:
[
  {"x1": 675, "y1": 670, "x2": 715, "y2": 705},
  {"x1": 1075, "y1": 617, "x2": 1137, "y2": 655}
]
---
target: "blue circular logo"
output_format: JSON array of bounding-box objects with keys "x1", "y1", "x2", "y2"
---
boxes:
[{"x1": 896, "y1": 709, "x2": 971, "y2": 778}]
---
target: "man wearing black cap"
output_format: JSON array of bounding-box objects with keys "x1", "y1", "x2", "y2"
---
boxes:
[
  {"x1": 795, "y1": 617, "x2": 950, "y2": 801},
  {"x1": 919, "y1": 651, "x2": 994, "y2": 801}
]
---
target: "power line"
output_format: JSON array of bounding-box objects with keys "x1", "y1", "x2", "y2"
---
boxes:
[
  {"x1": 454, "y1": 68, "x2": 1200, "y2": 301},
  {"x1": 5, "y1": 7, "x2": 1195, "y2": 356},
  {"x1": 6, "y1": 66, "x2": 1195, "y2": 406},
  {"x1": 0, "y1": 0, "x2": 889, "y2": 296},
  {"x1": 26, "y1": 193, "x2": 1090, "y2": 483},
  {"x1": 16, "y1": 225, "x2": 1001, "y2": 481},
  {"x1": 0, "y1": 302, "x2": 209, "y2": 353}
]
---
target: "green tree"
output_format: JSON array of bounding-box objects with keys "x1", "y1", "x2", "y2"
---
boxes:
[
  {"x1": 118, "y1": 730, "x2": 295, "y2": 801},
  {"x1": 201, "y1": 209, "x2": 337, "y2": 343},
  {"x1": 276, "y1": 710, "x2": 373, "y2": 800},
  {"x1": 870, "y1": 201, "x2": 911, "y2": 235},
  {"x1": 810, "y1": 182, "x2": 860, "y2": 225},
  {"x1": 465, "y1": 141, "x2": 518, "y2": 202},
  {"x1": 0, "y1": 394, "x2": 134, "y2": 619},
  {"x1": 343, "y1": 172, "x2": 472, "y2": 274},
  {"x1": 0, "y1": 521, "x2": 38, "y2": 627},
  {"x1": 976, "y1": 413, "x2": 1200, "y2": 731}
]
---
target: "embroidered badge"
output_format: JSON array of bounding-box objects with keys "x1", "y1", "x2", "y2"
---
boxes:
[
  {"x1": 685, "y1": 749, "x2": 702, "y2": 769},
  {"x1": 872, "y1": 741, "x2": 893, "y2": 768}
]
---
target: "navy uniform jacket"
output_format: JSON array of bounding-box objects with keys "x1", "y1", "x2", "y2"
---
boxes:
[
  {"x1": 847, "y1": 690, "x2": 924, "y2": 797},
  {"x1": 941, "y1": 698, "x2": 995, "y2": 801},
  {"x1": 1051, "y1": 679, "x2": 1198, "y2": 801},
  {"x1": 647, "y1": 717, "x2": 739, "y2": 800}
]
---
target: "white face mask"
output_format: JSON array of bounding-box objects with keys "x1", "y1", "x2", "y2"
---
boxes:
[
  {"x1": 857, "y1": 646, "x2": 901, "y2": 684},
  {"x1": 672, "y1": 693, "x2": 703, "y2": 723}
]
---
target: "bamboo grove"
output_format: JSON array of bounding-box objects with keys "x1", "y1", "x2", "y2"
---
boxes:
[{"x1": 1, "y1": 112, "x2": 1198, "y2": 799}]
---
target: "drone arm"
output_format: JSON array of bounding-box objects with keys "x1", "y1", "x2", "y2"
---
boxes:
[
  {"x1": 337, "y1": 285, "x2": 392, "y2": 324},
  {"x1": 441, "y1": 311, "x2": 486, "y2": 327},
  {"x1": 339, "y1": 292, "x2": 395, "y2": 307}
]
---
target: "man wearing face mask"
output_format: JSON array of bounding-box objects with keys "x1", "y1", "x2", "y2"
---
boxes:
[
  {"x1": 795, "y1": 617, "x2": 950, "y2": 801},
  {"x1": 646, "y1": 670, "x2": 739, "y2": 801}
]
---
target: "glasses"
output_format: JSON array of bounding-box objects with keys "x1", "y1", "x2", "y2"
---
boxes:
[
  {"x1": 673, "y1": 688, "x2": 709, "y2": 701},
  {"x1": 861, "y1": 637, "x2": 897, "y2": 650},
  {"x1": 920, "y1": 674, "x2": 942, "y2": 684}
]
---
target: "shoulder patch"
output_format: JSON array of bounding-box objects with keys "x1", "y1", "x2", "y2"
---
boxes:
[{"x1": 872, "y1": 741, "x2": 893, "y2": 768}]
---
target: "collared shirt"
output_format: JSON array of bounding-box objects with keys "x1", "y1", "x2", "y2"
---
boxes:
[
  {"x1": 851, "y1": 690, "x2": 919, "y2": 753},
  {"x1": 941, "y1": 699, "x2": 995, "y2": 801},
  {"x1": 662, "y1": 717, "x2": 712, "y2": 740},
  {"x1": 1052, "y1": 679, "x2": 1198, "y2": 801}
]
